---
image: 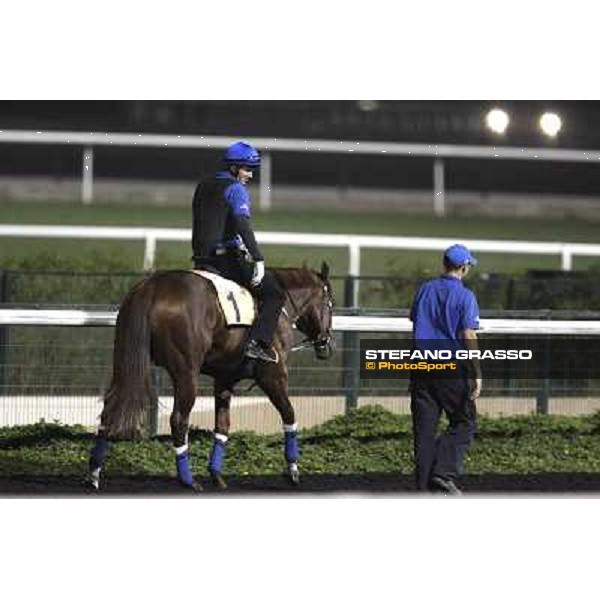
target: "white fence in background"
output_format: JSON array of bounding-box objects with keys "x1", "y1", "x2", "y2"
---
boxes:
[
  {"x1": 1, "y1": 308, "x2": 600, "y2": 335},
  {"x1": 1, "y1": 224, "x2": 600, "y2": 305},
  {"x1": 2, "y1": 129, "x2": 600, "y2": 214},
  {"x1": 2, "y1": 225, "x2": 600, "y2": 273}
]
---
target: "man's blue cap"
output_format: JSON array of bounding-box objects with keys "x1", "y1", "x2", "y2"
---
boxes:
[{"x1": 444, "y1": 244, "x2": 478, "y2": 267}]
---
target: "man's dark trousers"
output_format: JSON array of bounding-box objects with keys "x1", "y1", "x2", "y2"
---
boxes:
[
  {"x1": 195, "y1": 250, "x2": 284, "y2": 345},
  {"x1": 410, "y1": 376, "x2": 477, "y2": 491}
]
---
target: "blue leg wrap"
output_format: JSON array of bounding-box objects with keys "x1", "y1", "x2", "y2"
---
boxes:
[
  {"x1": 208, "y1": 439, "x2": 227, "y2": 474},
  {"x1": 176, "y1": 451, "x2": 194, "y2": 487},
  {"x1": 284, "y1": 431, "x2": 299, "y2": 463},
  {"x1": 89, "y1": 435, "x2": 108, "y2": 471}
]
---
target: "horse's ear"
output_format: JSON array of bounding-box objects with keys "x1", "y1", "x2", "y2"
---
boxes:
[{"x1": 320, "y1": 261, "x2": 330, "y2": 281}]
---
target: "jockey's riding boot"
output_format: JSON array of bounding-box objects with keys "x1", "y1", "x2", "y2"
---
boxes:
[{"x1": 245, "y1": 339, "x2": 278, "y2": 363}]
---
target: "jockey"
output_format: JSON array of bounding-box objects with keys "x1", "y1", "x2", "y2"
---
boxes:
[{"x1": 192, "y1": 141, "x2": 285, "y2": 363}]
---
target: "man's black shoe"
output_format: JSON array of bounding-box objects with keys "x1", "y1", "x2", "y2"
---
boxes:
[
  {"x1": 245, "y1": 339, "x2": 278, "y2": 363},
  {"x1": 428, "y1": 475, "x2": 462, "y2": 496}
]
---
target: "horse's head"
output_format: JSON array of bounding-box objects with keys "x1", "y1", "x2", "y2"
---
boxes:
[{"x1": 294, "y1": 262, "x2": 335, "y2": 360}]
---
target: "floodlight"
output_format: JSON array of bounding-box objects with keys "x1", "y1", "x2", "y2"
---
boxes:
[
  {"x1": 357, "y1": 100, "x2": 379, "y2": 112},
  {"x1": 539, "y1": 112, "x2": 562, "y2": 137},
  {"x1": 485, "y1": 108, "x2": 509, "y2": 134}
]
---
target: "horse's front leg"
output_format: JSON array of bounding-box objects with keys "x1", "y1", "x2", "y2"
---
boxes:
[
  {"x1": 208, "y1": 382, "x2": 232, "y2": 490},
  {"x1": 256, "y1": 364, "x2": 300, "y2": 486},
  {"x1": 283, "y1": 421, "x2": 300, "y2": 485}
]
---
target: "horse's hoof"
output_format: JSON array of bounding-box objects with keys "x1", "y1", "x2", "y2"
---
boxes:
[
  {"x1": 179, "y1": 479, "x2": 203, "y2": 493},
  {"x1": 287, "y1": 464, "x2": 301, "y2": 486},
  {"x1": 209, "y1": 470, "x2": 228, "y2": 490}
]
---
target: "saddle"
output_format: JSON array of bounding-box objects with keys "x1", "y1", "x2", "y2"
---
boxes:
[{"x1": 191, "y1": 270, "x2": 256, "y2": 326}]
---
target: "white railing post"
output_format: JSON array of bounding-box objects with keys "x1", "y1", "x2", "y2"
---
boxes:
[
  {"x1": 561, "y1": 246, "x2": 573, "y2": 271},
  {"x1": 144, "y1": 234, "x2": 156, "y2": 271},
  {"x1": 259, "y1": 152, "x2": 272, "y2": 211},
  {"x1": 82, "y1": 147, "x2": 94, "y2": 205},
  {"x1": 433, "y1": 158, "x2": 445, "y2": 217},
  {"x1": 348, "y1": 241, "x2": 361, "y2": 307}
]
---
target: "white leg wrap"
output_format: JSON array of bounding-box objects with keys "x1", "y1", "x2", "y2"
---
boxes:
[
  {"x1": 215, "y1": 433, "x2": 228, "y2": 443},
  {"x1": 174, "y1": 444, "x2": 188, "y2": 456},
  {"x1": 283, "y1": 423, "x2": 298, "y2": 433}
]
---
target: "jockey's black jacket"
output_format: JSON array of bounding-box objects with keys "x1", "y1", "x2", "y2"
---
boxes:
[{"x1": 191, "y1": 176, "x2": 263, "y2": 264}]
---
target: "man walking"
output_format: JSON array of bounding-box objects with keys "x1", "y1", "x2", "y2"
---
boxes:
[{"x1": 409, "y1": 244, "x2": 482, "y2": 495}]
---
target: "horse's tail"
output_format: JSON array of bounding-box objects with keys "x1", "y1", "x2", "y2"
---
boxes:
[{"x1": 100, "y1": 280, "x2": 157, "y2": 439}]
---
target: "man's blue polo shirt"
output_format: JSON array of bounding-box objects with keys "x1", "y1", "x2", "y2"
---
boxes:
[{"x1": 410, "y1": 275, "x2": 480, "y2": 349}]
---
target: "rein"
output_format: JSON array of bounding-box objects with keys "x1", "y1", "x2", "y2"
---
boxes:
[
  {"x1": 290, "y1": 336, "x2": 317, "y2": 353},
  {"x1": 281, "y1": 287, "x2": 313, "y2": 352},
  {"x1": 281, "y1": 283, "x2": 331, "y2": 353}
]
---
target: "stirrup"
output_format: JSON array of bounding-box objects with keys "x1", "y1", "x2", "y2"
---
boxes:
[{"x1": 245, "y1": 340, "x2": 279, "y2": 363}]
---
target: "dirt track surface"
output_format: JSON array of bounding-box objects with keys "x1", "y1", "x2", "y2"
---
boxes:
[{"x1": 1, "y1": 472, "x2": 600, "y2": 497}]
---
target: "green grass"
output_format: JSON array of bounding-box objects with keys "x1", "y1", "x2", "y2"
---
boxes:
[
  {"x1": 2, "y1": 200, "x2": 600, "y2": 276},
  {"x1": 1, "y1": 406, "x2": 600, "y2": 478}
]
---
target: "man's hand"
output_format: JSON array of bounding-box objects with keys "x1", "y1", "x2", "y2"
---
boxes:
[
  {"x1": 462, "y1": 328, "x2": 481, "y2": 401},
  {"x1": 251, "y1": 260, "x2": 265, "y2": 287},
  {"x1": 470, "y1": 378, "x2": 482, "y2": 401}
]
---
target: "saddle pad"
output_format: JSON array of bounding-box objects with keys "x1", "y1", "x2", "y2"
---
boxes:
[{"x1": 191, "y1": 270, "x2": 256, "y2": 326}]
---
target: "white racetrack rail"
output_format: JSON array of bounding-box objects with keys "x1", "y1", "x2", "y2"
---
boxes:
[{"x1": 1, "y1": 309, "x2": 599, "y2": 335}]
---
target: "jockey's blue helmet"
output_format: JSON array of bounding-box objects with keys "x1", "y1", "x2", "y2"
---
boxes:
[{"x1": 222, "y1": 141, "x2": 261, "y2": 169}]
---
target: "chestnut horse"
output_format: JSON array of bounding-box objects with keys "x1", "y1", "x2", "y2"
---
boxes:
[{"x1": 88, "y1": 263, "x2": 334, "y2": 492}]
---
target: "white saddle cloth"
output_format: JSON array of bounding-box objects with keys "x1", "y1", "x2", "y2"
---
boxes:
[{"x1": 191, "y1": 270, "x2": 256, "y2": 326}]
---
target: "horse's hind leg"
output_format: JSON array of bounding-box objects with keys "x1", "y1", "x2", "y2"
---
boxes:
[
  {"x1": 169, "y1": 368, "x2": 203, "y2": 492},
  {"x1": 87, "y1": 390, "x2": 118, "y2": 490},
  {"x1": 207, "y1": 381, "x2": 232, "y2": 490}
]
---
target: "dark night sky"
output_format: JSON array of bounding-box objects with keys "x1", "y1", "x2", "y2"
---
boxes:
[{"x1": 1, "y1": 100, "x2": 600, "y2": 148}]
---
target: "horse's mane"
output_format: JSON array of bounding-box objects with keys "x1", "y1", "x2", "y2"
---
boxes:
[{"x1": 270, "y1": 267, "x2": 321, "y2": 290}]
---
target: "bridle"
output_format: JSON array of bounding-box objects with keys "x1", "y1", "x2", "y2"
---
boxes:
[{"x1": 281, "y1": 283, "x2": 334, "y2": 353}]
